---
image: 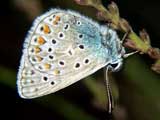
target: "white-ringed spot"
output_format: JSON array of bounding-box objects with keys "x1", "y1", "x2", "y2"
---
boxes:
[
  {"x1": 77, "y1": 21, "x2": 81, "y2": 26},
  {"x1": 58, "y1": 32, "x2": 65, "y2": 39}
]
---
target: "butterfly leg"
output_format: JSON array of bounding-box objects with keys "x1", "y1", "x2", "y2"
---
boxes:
[{"x1": 104, "y1": 66, "x2": 114, "y2": 114}]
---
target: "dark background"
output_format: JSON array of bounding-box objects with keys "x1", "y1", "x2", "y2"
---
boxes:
[{"x1": 0, "y1": 0, "x2": 160, "y2": 120}]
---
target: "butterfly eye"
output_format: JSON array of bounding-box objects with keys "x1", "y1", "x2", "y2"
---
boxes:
[{"x1": 110, "y1": 61, "x2": 123, "y2": 72}]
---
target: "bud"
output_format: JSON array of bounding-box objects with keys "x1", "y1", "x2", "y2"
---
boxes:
[
  {"x1": 119, "y1": 18, "x2": 131, "y2": 32},
  {"x1": 123, "y1": 39, "x2": 137, "y2": 50},
  {"x1": 139, "y1": 29, "x2": 150, "y2": 45},
  {"x1": 74, "y1": 0, "x2": 89, "y2": 5},
  {"x1": 74, "y1": 0, "x2": 101, "y2": 6},
  {"x1": 151, "y1": 60, "x2": 160, "y2": 74},
  {"x1": 108, "y1": 2, "x2": 119, "y2": 17}
]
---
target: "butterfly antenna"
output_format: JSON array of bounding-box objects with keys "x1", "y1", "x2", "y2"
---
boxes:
[
  {"x1": 104, "y1": 67, "x2": 114, "y2": 114},
  {"x1": 121, "y1": 32, "x2": 128, "y2": 43},
  {"x1": 123, "y1": 51, "x2": 138, "y2": 58},
  {"x1": 121, "y1": 31, "x2": 139, "y2": 58}
]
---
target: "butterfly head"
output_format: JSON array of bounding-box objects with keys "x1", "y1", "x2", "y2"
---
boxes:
[{"x1": 100, "y1": 26, "x2": 125, "y2": 72}]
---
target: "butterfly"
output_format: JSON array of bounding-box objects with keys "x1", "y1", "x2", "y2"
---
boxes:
[{"x1": 17, "y1": 9, "x2": 132, "y2": 113}]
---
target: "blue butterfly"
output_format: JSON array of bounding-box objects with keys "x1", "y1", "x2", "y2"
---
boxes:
[{"x1": 17, "y1": 9, "x2": 135, "y2": 113}]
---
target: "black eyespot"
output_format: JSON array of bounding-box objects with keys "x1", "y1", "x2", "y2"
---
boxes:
[
  {"x1": 75, "y1": 63, "x2": 80, "y2": 68},
  {"x1": 38, "y1": 66, "x2": 43, "y2": 70},
  {"x1": 53, "y1": 14, "x2": 55, "y2": 18},
  {"x1": 84, "y1": 59, "x2": 89, "y2": 64},
  {"x1": 68, "y1": 50, "x2": 72, "y2": 55},
  {"x1": 59, "y1": 33, "x2": 63, "y2": 37},
  {"x1": 31, "y1": 80, "x2": 34, "y2": 84},
  {"x1": 40, "y1": 26, "x2": 43, "y2": 31},
  {"x1": 50, "y1": 81, "x2": 55, "y2": 85},
  {"x1": 58, "y1": 32, "x2": 65, "y2": 39},
  {"x1": 31, "y1": 49, "x2": 34, "y2": 53},
  {"x1": 35, "y1": 88, "x2": 38, "y2": 91},
  {"x1": 79, "y1": 34, "x2": 83, "y2": 38},
  {"x1": 64, "y1": 24, "x2": 69, "y2": 30},
  {"x1": 79, "y1": 45, "x2": 84, "y2": 49},
  {"x1": 49, "y1": 55, "x2": 54, "y2": 59},
  {"x1": 31, "y1": 57, "x2": 36, "y2": 62},
  {"x1": 77, "y1": 21, "x2": 81, "y2": 25},
  {"x1": 52, "y1": 39, "x2": 56, "y2": 44},
  {"x1": 43, "y1": 76, "x2": 48, "y2": 81},
  {"x1": 59, "y1": 61, "x2": 64, "y2": 66},
  {"x1": 34, "y1": 38, "x2": 37, "y2": 42},
  {"x1": 31, "y1": 70, "x2": 35, "y2": 75},
  {"x1": 49, "y1": 18, "x2": 52, "y2": 21},
  {"x1": 48, "y1": 48, "x2": 52, "y2": 52}
]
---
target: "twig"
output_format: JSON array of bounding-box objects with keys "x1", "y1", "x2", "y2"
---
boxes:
[{"x1": 74, "y1": 0, "x2": 160, "y2": 73}]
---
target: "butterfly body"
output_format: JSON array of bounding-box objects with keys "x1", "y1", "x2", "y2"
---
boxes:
[{"x1": 17, "y1": 9, "x2": 125, "y2": 98}]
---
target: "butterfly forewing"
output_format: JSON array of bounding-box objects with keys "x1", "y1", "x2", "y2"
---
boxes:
[{"x1": 17, "y1": 9, "x2": 110, "y2": 98}]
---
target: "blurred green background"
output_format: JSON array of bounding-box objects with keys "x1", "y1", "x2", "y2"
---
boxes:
[{"x1": 0, "y1": 0, "x2": 160, "y2": 120}]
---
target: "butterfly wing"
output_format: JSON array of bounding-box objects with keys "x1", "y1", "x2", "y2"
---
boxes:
[{"x1": 17, "y1": 9, "x2": 110, "y2": 98}]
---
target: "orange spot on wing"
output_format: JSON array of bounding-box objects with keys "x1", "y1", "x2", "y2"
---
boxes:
[
  {"x1": 44, "y1": 63, "x2": 51, "y2": 70},
  {"x1": 36, "y1": 55, "x2": 43, "y2": 62},
  {"x1": 53, "y1": 21, "x2": 57, "y2": 25},
  {"x1": 30, "y1": 80, "x2": 34, "y2": 83},
  {"x1": 53, "y1": 16, "x2": 61, "y2": 25},
  {"x1": 43, "y1": 24, "x2": 51, "y2": 34},
  {"x1": 53, "y1": 69, "x2": 60, "y2": 75},
  {"x1": 35, "y1": 46, "x2": 41, "y2": 53},
  {"x1": 37, "y1": 36, "x2": 45, "y2": 45},
  {"x1": 56, "y1": 16, "x2": 61, "y2": 21}
]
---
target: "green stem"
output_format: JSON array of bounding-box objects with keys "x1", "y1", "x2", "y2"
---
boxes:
[{"x1": 128, "y1": 32, "x2": 150, "y2": 53}]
